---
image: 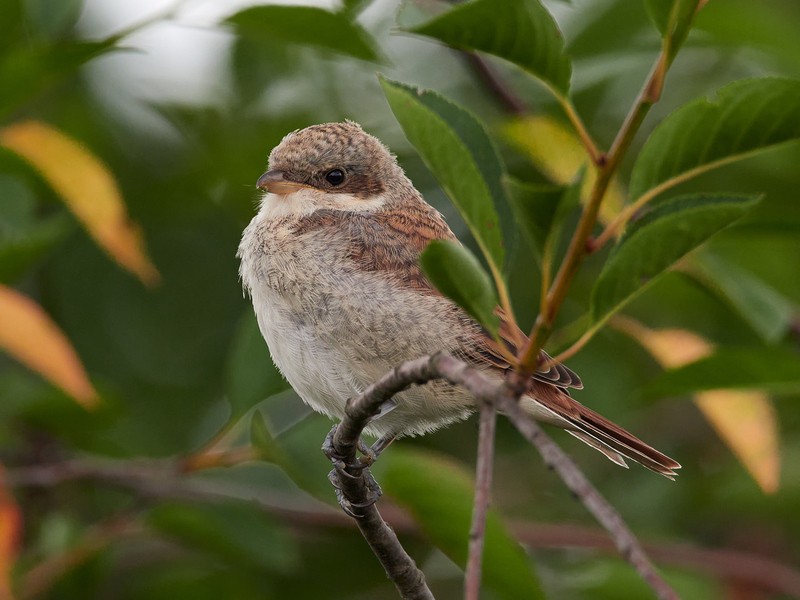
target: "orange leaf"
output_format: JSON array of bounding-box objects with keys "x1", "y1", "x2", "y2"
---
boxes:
[
  {"x1": 0, "y1": 466, "x2": 21, "y2": 600},
  {"x1": 614, "y1": 316, "x2": 780, "y2": 493},
  {"x1": 0, "y1": 285, "x2": 98, "y2": 408},
  {"x1": 0, "y1": 121, "x2": 159, "y2": 286}
]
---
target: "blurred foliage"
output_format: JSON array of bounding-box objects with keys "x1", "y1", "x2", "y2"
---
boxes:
[{"x1": 0, "y1": 0, "x2": 799, "y2": 598}]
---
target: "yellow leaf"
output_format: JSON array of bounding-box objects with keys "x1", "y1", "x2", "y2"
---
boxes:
[
  {"x1": 0, "y1": 121, "x2": 159, "y2": 286},
  {"x1": 0, "y1": 285, "x2": 98, "y2": 408},
  {"x1": 0, "y1": 466, "x2": 20, "y2": 600},
  {"x1": 613, "y1": 315, "x2": 780, "y2": 493},
  {"x1": 503, "y1": 115, "x2": 624, "y2": 224},
  {"x1": 696, "y1": 391, "x2": 779, "y2": 494}
]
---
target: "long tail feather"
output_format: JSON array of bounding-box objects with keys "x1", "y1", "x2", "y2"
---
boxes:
[{"x1": 522, "y1": 383, "x2": 681, "y2": 479}]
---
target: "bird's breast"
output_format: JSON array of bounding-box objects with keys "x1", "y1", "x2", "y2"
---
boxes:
[{"x1": 238, "y1": 211, "x2": 472, "y2": 430}]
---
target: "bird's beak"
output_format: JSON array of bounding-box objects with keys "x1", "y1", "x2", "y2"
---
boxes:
[{"x1": 256, "y1": 170, "x2": 307, "y2": 195}]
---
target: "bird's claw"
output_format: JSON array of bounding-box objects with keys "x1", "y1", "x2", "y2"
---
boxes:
[
  {"x1": 323, "y1": 425, "x2": 383, "y2": 516},
  {"x1": 322, "y1": 425, "x2": 376, "y2": 472},
  {"x1": 327, "y1": 467, "x2": 382, "y2": 517}
]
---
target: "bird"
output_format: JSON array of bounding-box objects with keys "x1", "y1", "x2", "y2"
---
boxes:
[{"x1": 238, "y1": 121, "x2": 680, "y2": 479}]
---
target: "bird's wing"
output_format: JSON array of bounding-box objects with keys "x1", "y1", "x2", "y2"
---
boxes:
[
  {"x1": 294, "y1": 206, "x2": 680, "y2": 477},
  {"x1": 293, "y1": 205, "x2": 582, "y2": 389}
]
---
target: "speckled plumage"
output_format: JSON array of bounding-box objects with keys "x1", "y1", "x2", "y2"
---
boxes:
[{"x1": 238, "y1": 122, "x2": 680, "y2": 477}]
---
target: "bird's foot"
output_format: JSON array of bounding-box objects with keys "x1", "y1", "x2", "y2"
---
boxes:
[
  {"x1": 322, "y1": 425, "x2": 383, "y2": 516},
  {"x1": 321, "y1": 425, "x2": 364, "y2": 479},
  {"x1": 326, "y1": 467, "x2": 382, "y2": 517}
]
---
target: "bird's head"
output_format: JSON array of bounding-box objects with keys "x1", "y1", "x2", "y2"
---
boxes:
[{"x1": 257, "y1": 121, "x2": 415, "y2": 216}]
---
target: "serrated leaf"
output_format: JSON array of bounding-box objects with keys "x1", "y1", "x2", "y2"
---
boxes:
[
  {"x1": 0, "y1": 121, "x2": 160, "y2": 285},
  {"x1": 0, "y1": 285, "x2": 98, "y2": 407},
  {"x1": 645, "y1": 346, "x2": 800, "y2": 397},
  {"x1": 226, "y1": 312, "x2": 289, "y2": 417},
  {"x1": 380, "y1": 76, "x2": 505, "y2": 276},
  {"x1": 689, "y1": 252, "x2": 795, "y2": 343},
  {"x1": 630, "y1": 78, "x2": 800, "y2": 201},
  {"x1": 225, "y1": 5, "x2": 383, "y2": 63},
  {"x1": 591, "y1": 193, "x2": 760, "y2": 325},
  {"x1": 410, "y1": 0, "x2": 571, "y2": 94},
  {"x1": 420, "y1": 240, "x2": 499, "y2": 336},
  {"x1": 378, "y1": 448, "x2": 544, "y2": 600}
]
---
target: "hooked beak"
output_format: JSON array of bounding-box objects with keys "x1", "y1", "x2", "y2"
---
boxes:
[{"x1": 256, "y1": 170, "x2": 308, "y2": 195}]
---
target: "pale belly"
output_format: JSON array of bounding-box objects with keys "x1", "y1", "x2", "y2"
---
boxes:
[{"x1": 239, "y1": 218, "x2": 477, "y2": 437}]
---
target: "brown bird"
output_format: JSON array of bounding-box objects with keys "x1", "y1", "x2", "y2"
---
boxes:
[{"x1": 238, "y1": 121, "x2": 680, "y2": 479}]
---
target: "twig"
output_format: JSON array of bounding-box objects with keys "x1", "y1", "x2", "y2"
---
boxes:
[
  {"x1": 513, "y1": 33, "x2": 683, "y2": 383},
  {"x1": 429, "y1": 355, "x2": 678, "y2": 599},
  {"x1": 494, "y1": 395, "x2": 678, "y2": 600},
  {"x1": 330, "y1": 356, "x2": 439, "y2": 600},
  {"x1": 10, "y1": 452, "x2": 800, "y2": 597},
  {"x1": 464, "y1": 403, "x2": 497, "y2": 600},
  {"x1": 336, "y1": 354, "x2": 677, "y2": 599}
]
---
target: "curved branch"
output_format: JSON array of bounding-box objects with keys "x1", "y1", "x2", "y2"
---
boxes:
[
  {"x1": 330, "y1": 356, "x2": 439, "y2": 600},
  {"x1": 10, "y1": 450, "x2": 800, "y2": 598},
  {"x1": 337, "y1": 353, "x2": 677, "y2": 600}
]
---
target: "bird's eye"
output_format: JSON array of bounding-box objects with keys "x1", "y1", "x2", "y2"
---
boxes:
[{"x1": 325, "y1": 169, "x2": 345, "y2": 186}]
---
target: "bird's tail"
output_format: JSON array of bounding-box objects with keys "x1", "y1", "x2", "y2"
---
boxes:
[{"x1": 522, "y1": 385, "x2": 681, "y2": 480}]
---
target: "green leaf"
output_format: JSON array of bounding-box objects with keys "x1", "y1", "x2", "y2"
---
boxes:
[
  {"x1": 24, "y1": 0, "x2": 84, "y2": 39},
  {"x1": 249, "y1": 410, "x2": 286, "y2": 464},
  {"x1": 0, "y1": 214, "x2": 72, "y2": 282},
  {"x1": 505, "y1": 170, "x2": 583, "y2": 266},
  {"x1": 420, "y1": 240, "x2": 499, "y2": 336},
  {"x1": 629, "y1": 78, "x2": 800, "y2": 201},
  {"x1": 225, "y1": 5, "x2": 383, "y2": 63},
  {"x1": 505, "y1": 178, "x2": 563, "y2": 260},
  {"x1": 591, "y1": 193, "x2": 761, "y2": 324},
  {"x1": 148, "y1": 501, "x2": 298, "y2": 572},
  {"x1": 689, "y1": 252, "x2": 795, "y2": 343},
  {"x1": 409, "y1": 0, "x2": 571, "y2": 94},
  {"x1": 0, "y1": 38, "x2": 120, "y2": 119},
  {"x1": 644, "y1": 347, "x2": 800, "y2": 398},
  {"x1": 644, "y1": 0, "x2": 703, "y2": 57},
  {"x1": 378, "y1": 448, "x2": 544, "y2": 600},
  {"x1": 380, "y1": 76, "x2": 506, "y2": 275},
  {"x1": 226, "y1": 312, "x2": 290, "y2": 417}
]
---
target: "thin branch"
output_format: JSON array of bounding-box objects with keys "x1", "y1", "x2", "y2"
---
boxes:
[
  {"x1": 493, "y1": 393, "x2": 678, "y2": 600},
  {"x1": 556, "y1": 95, "x2": 605, "y2": 167},
  {"x1": 593, "y1": 149, "x2": 766, "y2": 249},
  {"x1": 426, "y1": 355, "x2": 679, "y2": 599},
  {"x1": 465, "y1": 403, "x2": 497, "y2": 600},
  {"x1": 326, "y1": 354, "x2": 677, "y2": 597},
  {"x1": 11, "y1": 452, "x2": 800, "y2": 598},
  {"x1": 513, "y1": 34, "x2": 682, "y2": 382},
  {"x1": 331, "y1": 356, "x2": 439, "y2": 600}
]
